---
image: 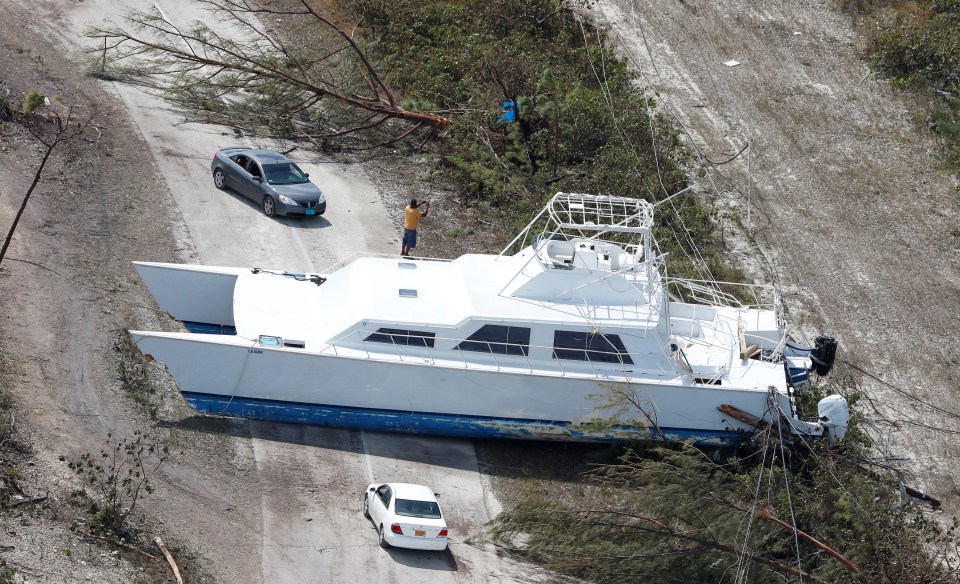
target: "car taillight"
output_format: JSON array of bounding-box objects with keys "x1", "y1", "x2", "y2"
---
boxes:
[
  {"x1": 390, "y1": 523, "x2": 403, "y2": 534},
  {"x1": 438, "y1": 528, "x2": 448, "y2": 537}
]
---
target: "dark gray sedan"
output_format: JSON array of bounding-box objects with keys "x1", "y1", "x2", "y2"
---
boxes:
[{"x1": 211, "y1": 147, "x2": 326, "y2": 217}]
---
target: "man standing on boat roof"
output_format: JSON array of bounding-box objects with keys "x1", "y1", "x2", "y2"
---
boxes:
[{"x1": 401, "y1": 198, "x2": 430, "y2": 257}]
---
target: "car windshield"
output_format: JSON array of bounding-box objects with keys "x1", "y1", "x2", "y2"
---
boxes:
[
  {"x1": 263, "y1": 163, "x2": 309, "y2": 185},
  {"x1": 394, "y1": 498, "x2": 442, "y2": 519}
]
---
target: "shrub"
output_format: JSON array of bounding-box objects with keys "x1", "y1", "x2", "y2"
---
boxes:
[{"x1": 65, "y1": 431, "x2": 169, "y2": 539}]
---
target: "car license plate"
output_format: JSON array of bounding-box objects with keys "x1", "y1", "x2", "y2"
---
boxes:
[
  {"x1": 415, "y1": 530, "x2": 426, "y2": 537},
  {"x1": 306, "y1": 209, "x2": 316, "y2": 215}
]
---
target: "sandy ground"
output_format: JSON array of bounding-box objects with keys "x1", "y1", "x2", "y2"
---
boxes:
[
  {"x1": 591, "y1": 0, "x2": 960, "y2": 510},
  {"x1": 1, "y1": 0, "x2": 959, "y2": 582}
]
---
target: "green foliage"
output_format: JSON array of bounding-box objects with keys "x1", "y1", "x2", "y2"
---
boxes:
[
  {"x1": 0, "y1": 560, "x2": 16, "y2": 584},
  {"x1": 446, "y1": 226, "x2": 475, "y2": 238},
  {"x1": 343, "y1": 0, "x2": 720, "y2": 270},
  {"x1": 114, "y1": 332, "x2": 158, "y2": 419},
  {"x1": 22, "y1": 91, "x2": 45, "y2": 114},
  {"x1": 0, "y1": 95, "x2": 13, "y2": 122},
  {"x1": 65, "y1": 431, "x2": 169, "y2": 539},
  {"x1": 490, "y1": 437, "x2": 960, "y2": 583},
  {"x1": 858, "y1": 0, "x2": 960, "y2": 175},
  {"x1": 0, "y1": 348, "x2": 23, "y2": 451}
]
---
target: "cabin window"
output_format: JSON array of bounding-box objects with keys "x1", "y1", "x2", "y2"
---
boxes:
[
  {"x1": 455, "y1": 325, "x2": 530, "y2": 356},
  {"x1": 364, "y1": 328, "x2": 435, "y2": 348},
  {"x1": 552, "y1": 330, "x2": 634, "y2": 364}
]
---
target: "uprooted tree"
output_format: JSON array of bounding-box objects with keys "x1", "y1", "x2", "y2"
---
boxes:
[{"x1": 86, "y1": 0, "x2": 448, "y2": 149}]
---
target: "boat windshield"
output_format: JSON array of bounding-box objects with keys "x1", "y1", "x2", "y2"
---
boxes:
[
  {"x1": 395, "y1": 498, "x2": 442, "y2": 519},
  {"x1": 263, "y1": 163, "x2": 309, "y2": 185}
]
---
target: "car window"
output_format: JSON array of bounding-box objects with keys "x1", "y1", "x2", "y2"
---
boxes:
[
  {"x1": 394, "y1": 498, "x2": 442, "y2": 519},
  {"x1": 230, "y1": 154, "x2": 246, "y2": 166},
  {"x1": 376, "y1": 485, "x2": 392, "y2": 507},
  {"x1": 263, "y1": 163, "x2": 309, "y2": 185},
  {"x1": 246, "y1": 160, "x2": 262, "y2": 178}
]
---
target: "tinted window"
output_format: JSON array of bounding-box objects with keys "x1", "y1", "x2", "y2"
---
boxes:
[
  {"x1": 377, "y1": 485, "x2": 392, "y2": 506},
  {"x1": 455, "y1": 324, "x2": 530, "y2": 356},
  {"x1": 364, "y1": 328, "x2": 436, "y2": 348},
  {"x1": 263, "y1": 162, "x2": 309, "y2": 185},
  {"x1": 552, "y1": 330, "x2": 633, "y2": 364},
  {"x1": 395, "y1": 498, "x2": 442, "y2": 519}
]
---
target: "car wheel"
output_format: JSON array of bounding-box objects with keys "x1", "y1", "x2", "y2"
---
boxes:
[
  {"x1": 262, "y1": 195, "x2": 276, "y2": 217},
  {"x1": 213, "y1": 169, "x2": 226, "y2": 190},
  {"x1": 363, "y1": 496, "x2": 370, "y2": 518},
  {"x1": 378, "y1": 525, "x2": 389, "y2": 548}
]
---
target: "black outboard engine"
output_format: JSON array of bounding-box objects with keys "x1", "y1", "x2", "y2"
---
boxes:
[{"x1": 810, "y1": 336, "x2": 838, "y2": 376}]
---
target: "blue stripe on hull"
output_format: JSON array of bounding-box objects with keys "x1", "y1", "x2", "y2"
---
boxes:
[
  {"x1": 182, "y1": 321, "x2": 237, "y2": 335},
  {"x1": 181, "y1": 391, "x2": 749, "y2": 446}
]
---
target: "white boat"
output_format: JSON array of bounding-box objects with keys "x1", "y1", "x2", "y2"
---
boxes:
[{"x1": 130, "y1": 192, "x2": 849, "y2": 445}]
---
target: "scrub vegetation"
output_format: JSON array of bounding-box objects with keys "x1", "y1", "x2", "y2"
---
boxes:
[
  {"x1": 845, "y1": 0, "x2": 960, "y2": 181},
  {"x1": 83, "y1": 0, "x2": 960, "y2": 580},
  {"x1": 340, "y1": 0, "x2": 726, "y2": 277},
  {"x1": 64, "y1": 431, "x2": 168, "y2": 540},
  {"x1": 489, "y1": 404, "x2": 960, "y2": 582}
]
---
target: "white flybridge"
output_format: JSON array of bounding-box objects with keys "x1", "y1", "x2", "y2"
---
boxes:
[{"x1": 130, "y1": 192, "x2": 848, "y2": 444}]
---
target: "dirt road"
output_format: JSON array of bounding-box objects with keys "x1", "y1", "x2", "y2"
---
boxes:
[
  {"x1": 592, "y1": 0, "x2": 960, "y2": 510},
  {"x1": 2, "y1": 0, "x2": 533, "y2": 582}
]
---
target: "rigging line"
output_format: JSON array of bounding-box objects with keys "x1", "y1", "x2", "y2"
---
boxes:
[
  {"x1": 776, "y1": 405, "x2": 804, "y2": 583},
  {"x1": 623, "y1": 3, "x2": 727, "y2": 286},
  {"x1": 735, "y1": 401, "x2": 777, "y2": 584},
  {"x1": 839, "y1": 358, "x2": 960, "y2": 421},
  {"x1": 663, "y1": 194, "x2": 716, "y2": 283},
  {"x1": 844, "y1": 388, "x2": 960, "y2": 439},
  {"x1": 583, "y1": 3, "x2": 720, "y2": 294},
  {"x1": 616, "y1": 9, "x2": 738, "y2": 169},
  {"x1": 736, "y1": 431, "x2": 766, "y2": 583},
  {"x1": 769, "y1": 401, "x2": 866, "y2": 510},
  {"x1": 619, "y1": 0, "x2": 777, "y2": 256},
  {"x1": 577, "y1": 9, "x2": 667, "y2": 198}
]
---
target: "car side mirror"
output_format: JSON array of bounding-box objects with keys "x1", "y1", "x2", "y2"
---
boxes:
[
  {"x1": 368, "y1": 487, "x2": 376, "y2": 492},
  {"x1": 252, "y1": 176, "x2": 262, "y2": 182},
  {"x1": 434, "y1": 492, "x2": 440, "y2": 498},
  {"x1": 304, "y1": 172, "x2": 310, "y2": 178}
]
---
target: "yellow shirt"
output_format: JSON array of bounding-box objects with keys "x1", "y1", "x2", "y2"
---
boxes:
[{"x1": 404, "y1": 206, "x2": 424, "y2": 230}]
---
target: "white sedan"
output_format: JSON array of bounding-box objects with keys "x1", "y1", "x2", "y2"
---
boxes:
[{"x1": 363, "y1": 483, "x2": 448, "y2": 551}]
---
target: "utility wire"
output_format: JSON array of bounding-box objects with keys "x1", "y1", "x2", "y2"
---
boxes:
[{"x1": 839, "y1": 358, "x2": 960, "y2": 421}]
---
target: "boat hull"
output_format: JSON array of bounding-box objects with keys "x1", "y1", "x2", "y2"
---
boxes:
[
  {"x1": 133, "y1": 331, "x2": 788, "y2": 446},
  {"x1": 180, "y1": 390, "x2": 748, "y2": 444},
  {"x1": 134, "y1": 261, "x2": 241, "y2": 327}
]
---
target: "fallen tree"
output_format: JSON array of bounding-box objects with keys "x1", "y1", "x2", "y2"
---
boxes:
[{"x1": 87, "y1": 0, "x2": 447, "y2": 148}]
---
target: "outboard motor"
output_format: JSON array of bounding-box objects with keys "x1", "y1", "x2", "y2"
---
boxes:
[
  {"x1": 810, "y1": 336, "x2": 838, "y2": 376},
  {"x1": 817, "y1": 394, "x2": 849, "y2": 443}
]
